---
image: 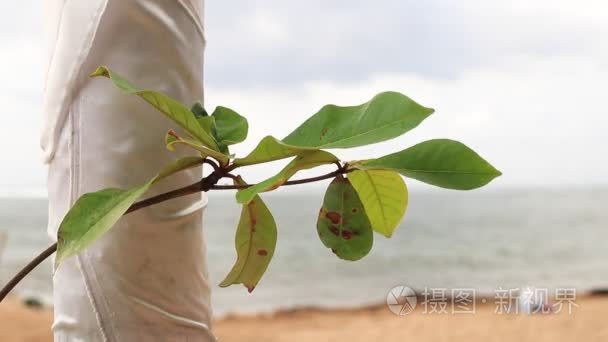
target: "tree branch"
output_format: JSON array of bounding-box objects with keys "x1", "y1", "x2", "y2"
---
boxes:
[
  {"x1": 0, "y1": 162, "x2": 349, "y2": 302},
  {"x1": 209, "y1": 167, "x2": 349, "y2": 190},
  {"x1": 0, "y1": 243, "x2": 57, "y2": 303},
  {"x1": 0, "y1": 176, "x2": 214, "y2": 302}
]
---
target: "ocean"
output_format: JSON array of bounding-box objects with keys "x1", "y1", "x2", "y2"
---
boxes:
[{"x1": 1, "y1": 187, "x2": 607, "y2": 316}]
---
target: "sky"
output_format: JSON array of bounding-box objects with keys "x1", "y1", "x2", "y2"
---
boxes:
[{"x1": 0, "y1": 0, "x2": 607, "y2": 196}]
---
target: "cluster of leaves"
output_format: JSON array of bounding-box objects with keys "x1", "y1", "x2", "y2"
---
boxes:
[{"x1": 55, "y1": 66, "x2": 501, "y2": 293}]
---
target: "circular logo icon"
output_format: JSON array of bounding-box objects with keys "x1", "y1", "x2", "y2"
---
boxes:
[{"x1": 386, "y1": 285, "x2": 417, "y2": 315}]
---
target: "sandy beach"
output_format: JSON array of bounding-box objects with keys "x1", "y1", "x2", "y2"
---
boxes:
[{"x1": 1, "y1": 295, "x2": 607, "y2": 342}]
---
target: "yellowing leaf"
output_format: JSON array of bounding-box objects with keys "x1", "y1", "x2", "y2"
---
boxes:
[{"x1": 348, "y1": 170, "x2": 408, "y2": 238}]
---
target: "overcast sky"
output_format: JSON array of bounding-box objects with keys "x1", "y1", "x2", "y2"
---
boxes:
[{"x1": 0, "y1": 1, "x2": 606, "y2": 196}]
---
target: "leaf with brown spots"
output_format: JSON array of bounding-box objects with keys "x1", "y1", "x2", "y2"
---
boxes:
[
  {"x1": 220, "y1": 177, "x2": 277, "y2": 292},
  {"x1": 317, "y1": 175, "x2": 373, "y2": 261}
]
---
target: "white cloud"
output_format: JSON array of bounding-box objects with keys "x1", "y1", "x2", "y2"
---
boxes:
[
  {"x1": 206, "y1": 0, "x2": 608, "y2": 86},
  {"x1": 247, "y1": 9, "x2": 290, "y2": 46},
  {"x1": 207, "y1": 54, "x2": 607, "y2": 188},
  {"x1": 0, "y1": 37, "x2": 46, "y2": 197},
  {"x1": 1, "y1": 1, "x2": 607, "y2": 196}
]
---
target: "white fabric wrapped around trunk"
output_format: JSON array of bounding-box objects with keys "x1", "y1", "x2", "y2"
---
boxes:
[{"x1": 44, "y1": 0, "x2": 214, "y2": 340}]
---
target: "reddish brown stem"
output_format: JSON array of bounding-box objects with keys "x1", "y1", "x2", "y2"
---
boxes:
[{"x1": 0, "y1": 163, "x2": 348, "y2": 302}]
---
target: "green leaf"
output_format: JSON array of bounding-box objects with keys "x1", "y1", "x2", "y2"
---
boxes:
[
  {"x1": 236, "y1": 151, "x2": 338, "y2": 204},
  {"x1": 234, "y1": 92, "x2": 433, "y2": 167},
  {"x1": 283, "y1": 91, "x2": 434, "y2": 148},
  {"x1": 220, "y1": 177, "x2": 277, "y2": 292},
  {"x1": 90, "y1": 66, "x2": 219, "y2": 151},
  {"x1": 211, "y1": 106, "x2": 248, "y2": 145},
  {"x1": 165, "y1": 130, "x2": 230, "y2": 165},
  {"x1": 190, "y1": 108, "x2": 218, "y2": 147},
  {"x1": 356, "y1": 139, "x2": 502, "y2": 190},
  {"x1": 190, "y1": 107, "x2": 235, "y2": 154},
  {"x1": 196, "y1": 116, "x2": 216, "y2": 137},
  {"x1": 317, "y1": 175, "x2": 373, "y2": 261},
  {"x1": 55, "y1": 157, "x2": 204, "y2": 267},
  {"x1": 191, "y1": 101, "x2": 208, "y2": 118},
  {"x1": 233, "y1": 136, "x2": 316, "y2": 167},
  {"x1": 348, "y1": 170, "x2": 408, "y2": 238}
]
